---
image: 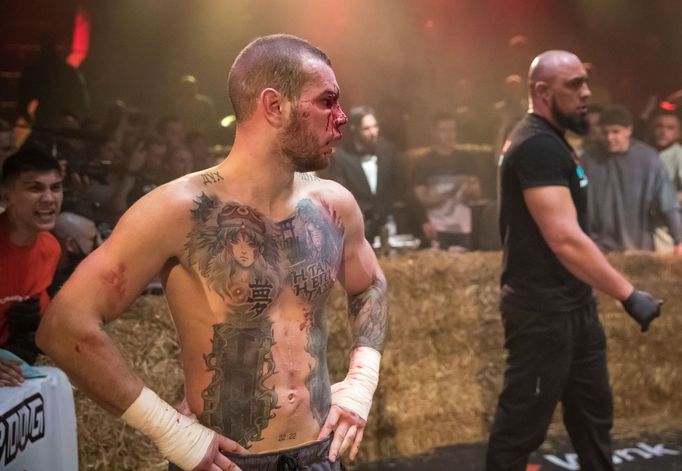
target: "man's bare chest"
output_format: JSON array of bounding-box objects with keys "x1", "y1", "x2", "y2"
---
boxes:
[{"x1": 183, "y1": 193, "x2": 345, "y2": 313}]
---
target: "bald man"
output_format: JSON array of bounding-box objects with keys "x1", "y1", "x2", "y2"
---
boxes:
[
  {"x1": 50, "y1": 212, "x2": 100, "y2": 294},
  {"x1": 487, "y1": 50, "x2": 662, "y2": 471}
]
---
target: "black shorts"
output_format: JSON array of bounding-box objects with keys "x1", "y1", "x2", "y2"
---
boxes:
[{"x1": 168, "y1": 435, "x2": 345, "y2": 471}]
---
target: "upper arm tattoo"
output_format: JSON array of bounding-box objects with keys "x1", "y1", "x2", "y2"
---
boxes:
[{"x1": 348, "y1": 276, "x2": 388, "y2": 352}]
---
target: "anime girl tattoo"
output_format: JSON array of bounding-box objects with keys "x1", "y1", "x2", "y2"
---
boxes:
[{"x1": 186, "y1": 195, "x2": 285, "y2": 447}]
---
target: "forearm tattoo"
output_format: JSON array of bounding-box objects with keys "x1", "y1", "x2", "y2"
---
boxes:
[
  {"x1": 348, "y1": 276, "x2": 388, "y2": 352},
  {"x1": 184, "y1": 193, "x2": 344, "y2": 446}
]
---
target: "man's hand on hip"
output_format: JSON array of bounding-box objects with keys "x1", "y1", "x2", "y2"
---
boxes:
[
  {"x1": 317, "y1": 403, "x2": 367, "y2": 463},
  {"x1": 191, "y1": 434, "x2": 248, "y2": 471}
]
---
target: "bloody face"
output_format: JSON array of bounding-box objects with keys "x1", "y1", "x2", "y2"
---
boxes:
[{"x1": 279, "y1": 59, "x2": 347, "y2": 172}]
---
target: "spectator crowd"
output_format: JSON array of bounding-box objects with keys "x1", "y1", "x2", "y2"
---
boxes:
[{"x1": 1, "y1": 38, "x2": 682, "y2": 382}]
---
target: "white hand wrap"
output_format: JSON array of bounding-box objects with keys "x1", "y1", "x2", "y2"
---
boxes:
[
  {"x1": 331, "y1": 346, "x2": 381, "y2": 421},
  {"x1": 121, "y1": 387, "x2": 215, "y2": 470}
]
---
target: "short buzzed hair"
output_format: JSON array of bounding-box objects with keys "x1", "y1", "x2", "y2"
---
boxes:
[
  {"x1": 652, "y1": 107, "x2": 681, "y2": 125},
  {"x1": 599, "y1": 105, "x2": 633, "y2": 127},
  {"x1": 1, "y1": 145, "x2": 61, "y2": 186},
  {"x1": 228, "y1": 34, "x2": 331, "y2": 123}
]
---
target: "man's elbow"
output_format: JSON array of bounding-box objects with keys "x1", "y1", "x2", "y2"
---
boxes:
[
  {"x1": 36, "y1": 296, "x2": 82, "y2": 357},
  {"x1": 542, "y1": 228, "x2": 581, "y2": 257}
]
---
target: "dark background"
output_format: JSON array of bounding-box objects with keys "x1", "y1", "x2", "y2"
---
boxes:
[{"x1": 2, "y1": 0, "x2": 682, "y2": 146}]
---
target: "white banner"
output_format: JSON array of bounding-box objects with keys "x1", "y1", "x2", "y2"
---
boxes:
[{"x1": 0, "y1": 366, "x2": 78, "y2": 470}]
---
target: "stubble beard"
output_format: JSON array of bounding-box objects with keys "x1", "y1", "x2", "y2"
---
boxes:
[
  {"x1": 280, "y1": 108, "x2": 329, "y2": 173},
  {"x1": 551, "y1": 97, "x2": 589, "y2": 135}
]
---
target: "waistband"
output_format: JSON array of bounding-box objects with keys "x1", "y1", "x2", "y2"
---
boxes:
[{"x1": 224, "y1": 435, "x2": 333, "y2": 470}]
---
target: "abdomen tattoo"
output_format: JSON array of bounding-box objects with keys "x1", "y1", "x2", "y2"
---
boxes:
[
  {"x1": 184, "y1": 194, "x2": 344, "y2": 444},
  {"x1": 201, "y1": 315, "x2": 278, "y2": 446},
  {"x1": 186, "y1": 195, "x2": 285, "y2": 446},
  {"x1": 278, "y1": 199, "x2": 344, "y2": 424}
]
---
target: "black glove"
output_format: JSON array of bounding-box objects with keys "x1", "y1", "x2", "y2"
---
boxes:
[
  {"x1": 621, "y1": 290, "x2": 662, "y2": 332},
  {"x1": 5, "y1": 297, "x2": 42, "y2": 365},
  {"x1": 7, "y1": 297, "x2": 41, "y2": 336}
]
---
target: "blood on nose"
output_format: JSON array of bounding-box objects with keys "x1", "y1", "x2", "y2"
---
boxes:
[{"x1": 333, "y1": 107, "x2": 347, "y2": 128}]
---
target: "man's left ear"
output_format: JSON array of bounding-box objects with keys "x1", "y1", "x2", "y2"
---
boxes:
[
  {"x1": 66, "y1": 237, "x2": 81, "y2": 254},
  {"x1": 261, "y1": 88, "x2": 289, "y2": 127}
]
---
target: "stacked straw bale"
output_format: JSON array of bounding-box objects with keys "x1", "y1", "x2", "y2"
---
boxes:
[{"x1": 58, "y1": 251, "x2": 680, "y2": 469}]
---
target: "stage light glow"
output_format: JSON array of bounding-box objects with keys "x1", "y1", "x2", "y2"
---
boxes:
[
  {"x1": 67, "y1": 7, "x2": 90, "y2": 68},
  {"x1": 221, "y1": 115, "x2": 236, "y2": 127}
]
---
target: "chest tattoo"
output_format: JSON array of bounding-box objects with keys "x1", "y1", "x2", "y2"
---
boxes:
[{"x1": 184, "y1": 193, "x2": 344, "y2": 445}]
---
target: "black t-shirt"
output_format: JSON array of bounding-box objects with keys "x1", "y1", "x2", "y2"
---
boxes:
[
  {"x1": 499, "y1": 113, "x2": 592, "y2": 312},
  {"x1": 413, "y1": 150, "x2": 478, "y2": 185},
  {"x1": 413, "y1": 150, "x2": 479, "y2": 234}
]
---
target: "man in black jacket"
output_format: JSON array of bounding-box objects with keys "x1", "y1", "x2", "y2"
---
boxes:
[{"x1": 321, "y1": 106, "x2": 397, "y2": 242}]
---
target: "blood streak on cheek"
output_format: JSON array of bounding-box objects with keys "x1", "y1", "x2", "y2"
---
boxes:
[{"x1": 328, "y1": 107, "x2": 345, "y2": 134}]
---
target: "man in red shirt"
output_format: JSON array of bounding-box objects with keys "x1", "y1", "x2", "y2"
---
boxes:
[{"x1": 0, "y1": 145, "x2": 63, "y2": 385}]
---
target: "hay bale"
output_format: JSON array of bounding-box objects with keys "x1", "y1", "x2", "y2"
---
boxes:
[
  {"x1": 599, "y1": 253, "x2": 682, "y2": 419},
  {"x1": 360, "y1": 251, "x2": 505, "y2": 457},
  {"x1": 54, "y1": 251, "x2": 681, "y2": 468}
]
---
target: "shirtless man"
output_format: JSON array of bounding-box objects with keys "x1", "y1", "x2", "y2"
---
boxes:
[{"x1": 37, "y1": 34, "x2": 388, "y2": 471}]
